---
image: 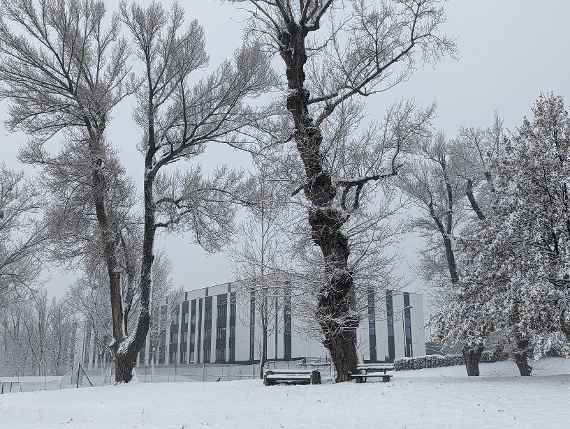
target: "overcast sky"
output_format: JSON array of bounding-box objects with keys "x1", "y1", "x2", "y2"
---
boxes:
[{"x1": 1, "y1": 0, "x2": 569, "y2": 298}]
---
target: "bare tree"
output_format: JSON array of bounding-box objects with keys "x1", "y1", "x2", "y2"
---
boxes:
[
  {"x1": 0, "y1": 0, "x2": 134, "y2": 380},
  {"x1": 0, "y1": 165, "x2": 46, "y2": 306},
  {"x1": 232, "y1": 164, "x2": 289, "y2": 377},
  {"x1": 0, "y1": 298, "x2": 31, "y2": 376},
  {"x1": 1, "y1": 291, "x2": 76, "y2": 377},
  {"x1": 399, "y1": 133, "x2": 488, "y2": 374},
  {"x1": 147, "y1": 252, "x2": 174, "y2": 367},
  {"x1": 229, "y1": 0, "x2": 454, "y2": 381},
  {"x1": 46, "y1": 297, "x2": 76, "y2": 376},
  {"x1": 400, "y1": 119, "x2": 508, "y2": 376},
  {"x1": 113, "y1": 1, "x2": 274, "y2": 381}
]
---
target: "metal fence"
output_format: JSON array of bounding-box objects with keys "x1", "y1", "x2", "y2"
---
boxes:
[{"x1": 0, "y1": 358, "x2": 335, "y2": 394}]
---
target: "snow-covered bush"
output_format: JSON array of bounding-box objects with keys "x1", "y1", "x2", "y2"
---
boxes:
[{"x1": 394, "y1": 351, "x2": 508, "y2": 371}]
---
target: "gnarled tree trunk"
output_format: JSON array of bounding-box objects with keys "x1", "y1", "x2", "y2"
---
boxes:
[{"x1": 279, "y1": 25, "x2": 358, "y2": 382}]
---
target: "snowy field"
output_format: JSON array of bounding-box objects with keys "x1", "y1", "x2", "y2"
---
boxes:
[{"x1": 1, "y1": 359, "x2": 569, "y2": 429}]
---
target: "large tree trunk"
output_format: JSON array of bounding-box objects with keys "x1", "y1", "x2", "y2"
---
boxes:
[
  {"x1": 512, "y1": 334, "x2": 532, "y2": 376},
  {"x1": 112, "y1": 174, "x2": 155, "y2": 383},
  {"x1": 510, "y1": 305, "x2": 532, "y2": 377},
  {"x1": 462, "y1": 345, "x2": 483, "y2": 376},
  {"x1": 114, "y1": 350, "x2": 137, "y2": 384},
  {"x1": 88, "y1": 128, "x2": 129, "y2": 382},
  {"x1": 513, "y1": 350, "x2": 532, "y2": 376},
  {"x1": 108, "y1": 173, "x2": 154, "y2": 383},
  {"x1": 327, "y1": 328, "x2": 359, "y2": 383},
  {"x1": 279, "y1": 25, "x2": 358, "y2": 382}
]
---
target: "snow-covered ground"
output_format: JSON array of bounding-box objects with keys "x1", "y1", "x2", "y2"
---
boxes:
[{"x1": 1, "y1": 359, "x2": 569, "y2": 429}]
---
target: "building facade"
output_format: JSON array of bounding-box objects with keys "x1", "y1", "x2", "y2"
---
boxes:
[
  {"x1": 133, "y1": 282, "x2": 426, "y2": 367},
  {"x1": 78, "y1": 281, "x2": 426, "y2": 370}
]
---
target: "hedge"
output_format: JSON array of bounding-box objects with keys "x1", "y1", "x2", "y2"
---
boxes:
[{"x1": 394, "y1": 350, "x2": 508, "y2": 371}]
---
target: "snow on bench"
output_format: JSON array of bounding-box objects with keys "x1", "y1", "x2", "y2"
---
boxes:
[
  {"x1": 263, "y1": 369, "x2": 321, "y2": 386},
  {"x1": 351, "y1": 372, "x2": 393, "y2": 383},
  {"x1": 357, "y1": 364, "x2": 395, "y2": 373},
  {"x1": 351, "y1": 364, "x2": 395, "y2": 383}
]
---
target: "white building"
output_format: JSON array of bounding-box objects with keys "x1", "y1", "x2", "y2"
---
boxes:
[
  {"x1": 79, "y1": 280, "x2": 426, "y2": 369},
  {"x1": 136, "y1": 281, "x2": 426, "y2": 366}
]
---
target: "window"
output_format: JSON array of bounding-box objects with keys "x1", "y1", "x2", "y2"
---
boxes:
[
  {"x1": 180, "y1": 301, "x2": 188, "y2": 364},
  {"x1": 215, "y1": 294, "x2": 228, "y2": 362},
  {"x1": 182, "y1": 300, "x2": 189, "y2": 328},
  {"x1": 404, "y1": 292, "x2": 413, "y2": 358},
  {"x1": 197, "y1": 299, "x2": 203, "y2": 362},
  {"x1": 368, "y1": 288, "x2": 377, "y2": 362},
  {"x1": 189, "y1": 300, "x2": 196, "y2": 362},
  {"x1": 229, "y1": 292, "x2": 236, "y2": 363},
  {"x1": 284, "y1": 285, "x2": 292, "y2": 360},
  {"x1": 203, "y1": 296, "x2": 213, "y2": 363},
  {"x1": 386, "y1": 290, "x2": 395, "y2": 362},
  {"x1": 249, "y1": 290, "x2": 256, "y2": 362}
]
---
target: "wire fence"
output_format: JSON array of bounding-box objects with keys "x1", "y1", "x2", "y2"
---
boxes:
[{"x1": 0, "y1": 358, "x2": 335, "y2": 394}]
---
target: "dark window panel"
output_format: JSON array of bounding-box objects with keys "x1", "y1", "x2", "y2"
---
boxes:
[
  {"x1": 215, "y1": 294, "x2": 228, "y2": 362},
  {"x1": 249, "y1": 290, "x2": 256, "y2": 362},
  {"x1": 368, "y1": 288, "x2": 377, "y2": 362},
  {"x1": 404, "y1": 292, "x2": 413, "y2": 358},
  {"x1": 189, "y1": 299, "x2": 196, "y2": 362},
  {"x1": 197, "y1": 299, "x2": 203, "y2": 363},
  {"x1": 229, "y1": 292, "x2": 236, "y2": 363},
  {"x1": 284, "y1": 284, "x2": 292, "y2": 360},
  {"x1": 386, "y1": 290, "x2": 395, "y2": 362},
  {"x1": 203, "y1": 296, "x2": 213, "y2": 363}
]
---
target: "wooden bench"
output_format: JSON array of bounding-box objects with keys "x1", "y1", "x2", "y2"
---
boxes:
[
  {"x1": 351, "y1": 363, "x2": 395, "y2": 383},
  {"x1": 263, "y1": 369, "x2": 321, "y2": 386}
]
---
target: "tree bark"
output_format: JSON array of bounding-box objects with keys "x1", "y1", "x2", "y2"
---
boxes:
[
  {"x1": 278, "y1": 24, "x2": 358, "y2": 382},
  {"x1": 114, "y1": 351, "x2": 137, "y2": 384},
  {"x1": 512, "y1": 334, "x2": 532, "y2": 376},
  {"x1": 561, "y1": 310, "x2": 570, "y2": 342},
  {"x1": 509, "y1": 304, "x2": 532, "y2": 376},
  {"x1": 513, "y1": 349, "x2": 532, "y2": 376},
  {"x1": 87, "y1": 126, "x2": 131, "y2": 382},
  {"x1": 462, "y1": 345, "x2": 483, "y2": 376}
]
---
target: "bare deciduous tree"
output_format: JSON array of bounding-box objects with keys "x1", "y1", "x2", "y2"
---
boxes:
[
  {"x1": 399, "y1": 133, "x2": 488, "y2": 374},
  {"x1": 1, "y1": 291, "x2": 75, "y2": 377},
  {"x1": 232, "y1": 164, "x2": 289, "y2": 377},
  {"x1": 0, "y1": 0, "x2": 133, "y2": 381},
  {"x1": 115, "y1": 0, "x2": 274, "y2": 382},
  {"x1": 229, "y1": 0, "x2": 454, "y2": 381},
  {"x1": 0, "y1": 165, "x2": 46, "y2": 305}
]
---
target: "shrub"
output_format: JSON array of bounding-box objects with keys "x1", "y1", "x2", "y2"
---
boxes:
[{"x1": 394, "y1": 351, "x2": 508, "y2": 371}]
